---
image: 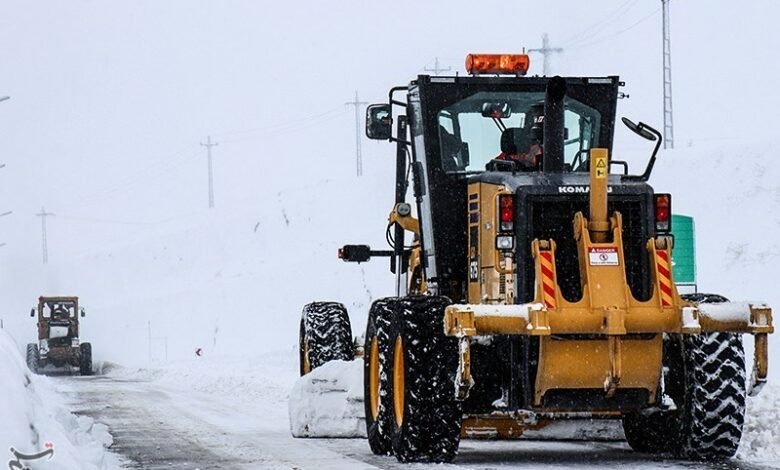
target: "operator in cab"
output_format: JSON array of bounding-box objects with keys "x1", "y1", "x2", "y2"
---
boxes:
[{"x1": 496, "y1": 102, "x2": 544, "y2": 171}]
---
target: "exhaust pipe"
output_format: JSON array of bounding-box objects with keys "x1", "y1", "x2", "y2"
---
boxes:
[{"x1": 542, "y1": 76, "x2": 567, "y2": 173}]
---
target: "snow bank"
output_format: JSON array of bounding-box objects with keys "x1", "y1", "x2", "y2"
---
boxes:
[
  {"x1": 0, "y1": 330, "x2": 122, "y2": 469},
  {"x1": 738, "y1": 383, "x2": 780, "y2": 462},
  {"x1": 288, "y1": 359, "x2": 366, "y2": 438},
  {"x1": 286, "y1": 354, "x2": 780, "y2": 464}
]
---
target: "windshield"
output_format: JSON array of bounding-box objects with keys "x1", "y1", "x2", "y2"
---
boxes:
[
  {"x1": 43, "y1": 301, "x2": 76, "y2": 318},
  {"x1": 437, "y1": 91, "x2": 602, "y2": 173}
]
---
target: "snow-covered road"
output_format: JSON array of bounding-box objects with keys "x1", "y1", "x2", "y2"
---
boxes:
[
  {"x1": 53, "y1": 352, "x2": 780, "y2": 470},
  {"x1": 62, "y1": 375, "x2": 373, "y2": 469}
]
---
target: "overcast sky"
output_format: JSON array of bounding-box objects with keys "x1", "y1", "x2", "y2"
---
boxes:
[{"x1": 0, "y1": 0, "x2": 777, "y2": 276}]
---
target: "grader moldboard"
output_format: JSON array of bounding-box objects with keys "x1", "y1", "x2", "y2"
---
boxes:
[
  {"x1": 297, "y1": 53, "x2": 773, "y2": 463},
  {"x1": 26, "y1": 296, "x2": 93, "y2": 376}
]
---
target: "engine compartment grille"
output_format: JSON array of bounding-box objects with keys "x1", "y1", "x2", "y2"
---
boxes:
[{"x1": 519, "y1": 196, "x2": 651, "y2": 302}]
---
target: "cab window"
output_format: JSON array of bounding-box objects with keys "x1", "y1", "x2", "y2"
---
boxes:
[{"x1": 437, "y1": 91, "x2": 601, "y2": 173}]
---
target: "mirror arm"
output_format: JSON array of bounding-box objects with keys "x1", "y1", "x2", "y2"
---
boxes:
[
  {"x1": 387, "y1": 86, "x2": 409, "y2": 142},
  {"x1": 637, "y1": 124, "x2": 663, "y2": 181},
  {"x1": 389, "y1": 136, "x2": 412, "y2": 146},
  {"x1": 610, "y1": 160, "x2": 629, "y2": 175},
  {"x1": 389, "y1": 87, "x2": 408, "y2": 109}
]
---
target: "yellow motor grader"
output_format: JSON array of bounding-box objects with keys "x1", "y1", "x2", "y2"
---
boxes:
[{"x1": 297, "y1": 53, "x2": 773, "y2": 463}]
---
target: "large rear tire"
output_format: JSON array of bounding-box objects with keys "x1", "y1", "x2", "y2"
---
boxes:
[
  {"x1": 26, "y1": 343, "x2": 39, "y2": 374},
  {"x1": 388, "y1": 296, "x2": 462, "y2": 463},
  {"x1": 363, "y1": 298, "x2": 396, "y2": 455},
  {"x1": 299, "y1": 302, "x2": 353, "y2": 375},
  {"x1": 623, "y1": 294, "x2": 746, "y2": 461},
  {"x1": 80, "y1": 343, "x2": 93, "y2": 376}
]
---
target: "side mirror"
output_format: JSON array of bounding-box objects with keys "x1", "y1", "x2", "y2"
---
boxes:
[
  {"x1": 80, "y1": 308, "x2": 86, "y2": 317},
  {"x1": 622, "y1": 117, "x2": 656, "y2": 141},
  {"x1": 30, "y1": 308, "x2": 35, "y2": 317},
  {"x1": 365, "y1": 104, "x2": 392, "y2": 140},
  {"x1": 621, "y1": 117, "x2": 663, "y2": 182}
]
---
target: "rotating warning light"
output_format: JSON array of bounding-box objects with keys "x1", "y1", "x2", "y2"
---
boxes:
[{"x1": 466, "y1": 54, "x2": 530, "y2": 76}]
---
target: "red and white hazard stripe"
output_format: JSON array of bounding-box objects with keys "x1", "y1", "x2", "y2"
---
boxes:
[
  {"x1": 539, "y1": 251, "x2": 557, "y2": 309},
  {"x1": 656, "y1": 250, "x2": 674, "y2": 307}
]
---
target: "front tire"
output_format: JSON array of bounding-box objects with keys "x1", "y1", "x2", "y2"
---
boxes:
[
  {"x1": 679, "y1": 331, "x2": 745, "y2": 460},
  {"x1": 26, "y1": 343, "x2": 39, "y2": 374},
  {"x1": 364, "y1": 298, "x2": 395, "y2": 455},
  {"x1": 299, "y1": 302, "x2": 353, "y2": 375},
  {"x1": 388, "y1": 296, "x2": 462, "y2": 463},
  {"x1": 79, "y1": 343, "x2": 93, "y2": 376},
  {"x1": 622, "y1": 294, "x2": 746, "y2": 460}
]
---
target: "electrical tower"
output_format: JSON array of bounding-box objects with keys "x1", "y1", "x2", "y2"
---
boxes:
[
  {"x1": 424, "y1": 57, "x2": 451, "y2": 76},
  {"x1": 200, "y1": 136, "x2": 219, "y2": 208},
  {"x1": 528, "y1": 33, "x2": 563, "y2": 76},
  {"x1": 661, "y1": 0, "x2": 674, "y2": 149},
  {"x1": 36, "y1": 206, "x2": 54, "y2": 264},
  {"x1": 345, "y1": 91, "x2": 368, "y2": 177}
]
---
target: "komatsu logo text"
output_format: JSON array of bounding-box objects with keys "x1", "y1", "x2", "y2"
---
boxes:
[{"x1": 558, "y1": 186, "x2": 613, "y2": 194}]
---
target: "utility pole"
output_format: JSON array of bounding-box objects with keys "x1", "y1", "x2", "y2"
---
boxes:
[
  {"x1": 661, "y1": 0, "x2": 675, "y2": 149},
  {"x1": 36, "y1": 206, "x2": 54, "y2": 264},
  {"x1": 528, "y1": 33, "x2": 563, "y2": 76},
  {"x1": 345, "y1": 91, "x2": 368, "y2": 177},
  {"x1": 424, "y1": 57, "x2": 451, "y2": 76},
  {"x1": 200, "y1": 136, "x2": 219, "y2": 208}
]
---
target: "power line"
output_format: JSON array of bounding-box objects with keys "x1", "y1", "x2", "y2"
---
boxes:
[
  {"x1": 67, "y1": 144, "x2": 199, "y2": 210},
  {"x1": 345, "y1": 91, "x2": 368, "y2": 177},
  {"x1": 217, "y1": 108, "x2": 347, "y2": 145},
  {"x1": 528, "y1": 33, "x2": 563, "y2": 76},
  {"x1": 57, "y1": 214, "x2": 156, "y2": 226},
  {"x1": 55, "y1": 103, "x2": 351, "y2": 211},
  {"x1": 200, "y1": 136, "x2": 219, "y2": 208},
  {"x1": 212, "y1": 106, "x2": 344, "y2": 140},
  {"x1": 36, "y1": 206, "x2": 55, "y2": 264},
  {"x1": 566, "y1": 8, "x2": 660, "y2": 51},
  {"x1": 560, "y1": 0, "x2": 639, "y2": 47}
]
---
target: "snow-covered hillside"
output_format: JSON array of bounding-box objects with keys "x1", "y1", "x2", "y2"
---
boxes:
[
  {"x1": 3, "y1": 139, "x2": 777, "y2": 376},
  {"x1": 0, "y1": 172, "x2": 397, "y2": 365},
  {"x1": 649, "y1": 140, "x2": 780, "y2": 374}
]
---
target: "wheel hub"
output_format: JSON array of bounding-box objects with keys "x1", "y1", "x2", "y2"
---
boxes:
[{"x1": 393, "y1": 336, "x2": 405, "y2": 426}]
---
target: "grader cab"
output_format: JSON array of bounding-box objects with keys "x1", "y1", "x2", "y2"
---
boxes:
[{"x1": 297, "y1": 53, "x2": 773, "y2": 463}]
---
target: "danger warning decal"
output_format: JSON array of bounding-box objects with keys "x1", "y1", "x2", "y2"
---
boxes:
[
  {"x1": 656, "y1": 249, "x2": 674, "y2": 307},
  {"x1": 588, "y1": 246, "x2": 619, "y2": 266}
]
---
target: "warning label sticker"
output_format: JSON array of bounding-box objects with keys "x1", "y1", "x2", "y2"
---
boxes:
[
  {"x1": 588, "y1": 246, "x2": 619, "y2": 266},
  {"x1": 595, "y1": 157, "x2": 608, "y2": 178}
]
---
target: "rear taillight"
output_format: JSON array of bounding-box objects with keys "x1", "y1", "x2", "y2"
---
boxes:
[
  {"x1": 655, "y1": 194, "x2": 671, "y2": 233},
  {"x1": 499, "y1": 195, "x2": 514, "y2": 232}
]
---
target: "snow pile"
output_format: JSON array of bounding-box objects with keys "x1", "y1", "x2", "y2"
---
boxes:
[
  {"x1": 738, "y1": 383, "x2": 780, "y2": 462},
  {"x1": 521, "y1": 420, "x2": 624, "y2": 441},
  {"x1": 288, "y1": 360, "x2": 366, "y2": 438},
  {"x1": 0, "y1": 330, "x2": 122, "y2": 469}
]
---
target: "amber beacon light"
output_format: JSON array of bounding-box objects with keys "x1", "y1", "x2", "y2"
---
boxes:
[{"x1": 465, "y1": 53, "x2": 530, "y2": 76}]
